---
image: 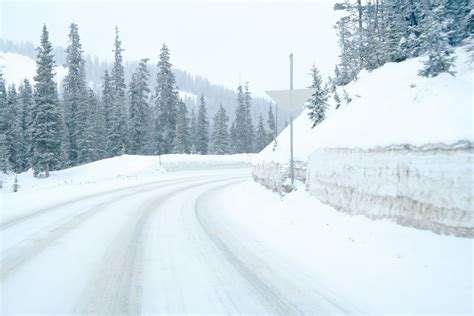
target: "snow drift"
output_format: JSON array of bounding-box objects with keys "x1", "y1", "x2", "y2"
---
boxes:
[{"x1": 254, "y1": 46, "x2": 473, "y2": 236}]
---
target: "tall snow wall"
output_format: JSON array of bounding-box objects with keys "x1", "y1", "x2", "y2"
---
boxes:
[{"x1": 305, "y1": 142, "x2": 473, "y2": 237}]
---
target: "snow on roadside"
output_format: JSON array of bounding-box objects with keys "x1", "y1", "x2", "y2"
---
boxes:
[{"x1": 210, "y1": 179, "x2": 472, "y2": 315}]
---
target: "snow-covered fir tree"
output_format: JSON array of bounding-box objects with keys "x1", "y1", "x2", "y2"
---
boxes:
[
  {"x1": 0, "y1": 72, "x2": 8, "y2": 172},
  {"x1": 101, "y1": 70, "x2": 114, "y2": 157},
  {"x1": 154, "y1": 43, "x2": 178, "y2": 154},
  {"x1": 18, "y1": 79, "x2": 34, "y2": 172},
  {"x1": 63, "y1": 23, "x2": 89, "y2": 166},
  {"x1": 419, "y1": 3, "x2": 456, "y2": 77},
  {"x1": 93, "y1": 88, "x2": 107, "y2": 160},
  {"x1": 189, "y1": 108, "x2": 197, "y2": 154},
  {"x1": 307, "y1": 65, "x2": 329, "y2": 128},
  {"x1": 255, "y1": 112, "x2": 268, "y2": 152},
  {"x1": 5, "y1": 85, "x2": 21, "y2": 173},
  {"x1": 210, "y1": 104, "x2": 229, "y2": 154},
  {"x1": 267, "y1": 103, "x2": 276, "y2": 143},
  {"x1": 107, "y1": 27, "x2": 129, "y2": 156},
  {"x1": 195, "y1": 95, "x2": 209, "y2": 154},
  {"x1": 231, "y1": 84, "x2": 254, "y2": 153},
  {"x1": 31, "y1": 25, "x2": 62, "y2": 177},
  {"x1": 174, "y1": 99, "x2": 190, "y2": 154},
  {"x1": 128, "y1": 58, "x2": 152, "y2": 155},
  {"x1": 76, "y1": 88, "x2": 98, "y2": 164}
]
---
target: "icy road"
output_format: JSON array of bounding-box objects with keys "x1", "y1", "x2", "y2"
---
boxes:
[{"x1": 0, "y1": 168, "x2": 353, "y2": 314}]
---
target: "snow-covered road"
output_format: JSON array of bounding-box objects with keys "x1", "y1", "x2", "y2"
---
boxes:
[{"x1": 0, "y1": 168, "x2": 351, "y2": 314}]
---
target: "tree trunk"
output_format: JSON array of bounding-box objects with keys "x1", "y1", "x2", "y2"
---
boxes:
[{"x1": 45, "y1": 163, "x2": 49, "y2": 178}]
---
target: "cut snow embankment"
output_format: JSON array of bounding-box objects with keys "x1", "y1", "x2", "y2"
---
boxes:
[
  {"x1": 0, "y1": 154, "x2": 253, "y2": 224},
  {"x1": 254, "y1": 46, "x2": 473, "y2": 236}
]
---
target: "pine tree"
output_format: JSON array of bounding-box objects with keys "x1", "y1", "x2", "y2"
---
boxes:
[
  {"x1": 101, "y1": 70, "x2": 114, "y2": 157},
  {"x1": 267, "y1": 103, "x2": 276, "y2": 142},
  {"x1": 189, "y1": 108, "x2": 197, "y2": 154},
  {"x1": 63, "y1": 22, "x2": 88, "y2": 166},
  {"x1": 109, "y1": 27, "x2": 128, "y2": 156},
  {"x1": 31, "y1": 25, "x2": 62, "y2": 177},
  {"x1": 231, "y1": 84, "x2": 254, "y2": 153},
  {"x1": 195, "y1": 95, "x2": 209, "y2": 154},
  {"x1": 210, "y1": 104, "x2": 229, "y2": 154},
  {"x1": 243, "y1": 83, "x2": 255, "y2": 152},
  {"x1": 5, "y1": 84, "x2": 21, "y2": 173},
  {"x1": 0, "y1": 72, "x2": 8, "y2": 172},
  {"x1": 129, "y1": 58, "x2": 152, "y2": 155},
  {"x1": 419, "y1": 3, "x2": 456, "y2": 78},
  {"x1": 174, "y1": 99, "x2": 190, "y2": 154},
  {"x1": 154, "y1": 43, "x2": 178, "y2": 154},
  {"x1": 76, "y1": 88, "x2": 97, "y2": 164},
  {"x1": 307, "y1": 65, "x2": 329, "y2": 128},
  {"x1": 18, "y1": 79, "x2": 34, "y2": 172},
  {"x1": 255, "y1": 112, "x2": 268, "y2": 152},
  {"x1": 93, "y1": 90, "x2": 107, "y2": 160}
]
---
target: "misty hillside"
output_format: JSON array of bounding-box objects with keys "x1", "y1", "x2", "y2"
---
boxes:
[{"x1": 0, "y1": 38, "x2": 290, "y2": 128}]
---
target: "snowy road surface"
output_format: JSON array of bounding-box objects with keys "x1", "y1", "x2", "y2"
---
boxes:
[{"x1": 0, "y1": 168, "x2": 353, "y2": 314}]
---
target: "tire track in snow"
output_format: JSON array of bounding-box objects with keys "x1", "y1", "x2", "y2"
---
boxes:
[
  {"x1": 76, "y1": 176, "x2": 246, "y2": 315},
  {"x1": 0, "y1": 174, "x2": 216, "y2": 231},
  {"x1": 195, "y1": 181, "x2": 355, "y2": 315},
  {"x1": 0, "y1": 176, "x2": 205, "y2": 281}
]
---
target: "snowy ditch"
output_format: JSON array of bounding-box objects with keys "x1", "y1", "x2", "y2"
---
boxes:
[{"x1": 253, "y1": 141, "x2": 473, "y2": 237}]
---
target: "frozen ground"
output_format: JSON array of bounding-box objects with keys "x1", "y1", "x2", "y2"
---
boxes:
[{"x1": 1, "y1": 156, "x2": 471, "y2": 314}]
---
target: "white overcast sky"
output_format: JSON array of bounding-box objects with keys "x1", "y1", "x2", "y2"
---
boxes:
[{"x1": 1, "y1": 0, "x2": 339, "y2": 96}]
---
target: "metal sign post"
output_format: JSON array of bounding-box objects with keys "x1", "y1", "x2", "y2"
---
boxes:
[{"x1": 265, "y1": 53, "x2": 315, "y2": 190}]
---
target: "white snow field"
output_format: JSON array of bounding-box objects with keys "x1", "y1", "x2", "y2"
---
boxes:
[
  {"x1": 1, "y1": 155, "x2": 471, "y2": 314},
  {"x1": 254, "y1": 46, "x2": 473, "y2": 236},
  {"x1": 0, "y1": 51, "x2": 67, "y2": 88}
]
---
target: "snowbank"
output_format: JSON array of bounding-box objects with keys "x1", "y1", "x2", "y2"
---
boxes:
[
  {"x1": 0, "y1": 154, "x2": 253, "y2": 193},
  {"x1": 253, "y1": 46, "x2": 473, "y2": 235}
]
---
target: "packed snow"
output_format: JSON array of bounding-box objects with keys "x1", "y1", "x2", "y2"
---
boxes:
[
  {"x1": 258, "y1": 46, "x2": 473, "y2": 164},
  {"x1": 0, "y1": 51, "x2": 67, "y2": 88}
]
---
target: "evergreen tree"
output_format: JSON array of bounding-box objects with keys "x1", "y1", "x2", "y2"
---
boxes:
[
  {"x1": 101, "y1": 70, "x2": 114, "y2": 157},
  {"x1": 0, "y1": 72, "x2": 8, "y2": 172},
  {"x1": 76, "y1": 88, "x2": 97, "y2": 164},
  {"x1": 189, "y1": 108, "x2": 197, "y2": 154},
  {"x1": 195, "y1": 95, "x2": 209, "y2": 154},
  {"x1": 267, "y1": 103, "x2": 276, "y2": 142},
  {"x1": 243, "y1": 83, "x2": 255, "y2": 152},
  {"x1": 93, "y1": 90, "x2": 107, "y2": 160},
  {"x1": 109, "y1": 27, "x2": 128, "y2": 156},
  {"x1": 63, "y1": 22, "x2": 88, "y2": 166},
  {"x1": 129, "y1": 58, "x2": 152, "y2": 154},
  {"x1": 174, "y1": 99, "x2": 190, "y2": 154},
  {"x1": 210, "y1": 104, "x2": 229, "y2": 154},
  {"x1": 255, "y1": 112, "x2": 268, "y2": 152},
  {"x1": 18, "y1": 79, "x2": 34, "y2": 172},
  {"x1": 231, "y1": 84, "x2": 254, "y2": 153},
  {"x1": 5, "y1": 85, "x2": 21, "y2": 172},
  {"x1": 31, "y1": 25, "x2": 62, "y2": 177},
  {"x1": 307, "y1": 66, "x2": 329, "y2": 128},
  {"x1": 419, "y1": 3, "x2": 456, "y2": 77},
  {"x1": 154, "y1": 43, "x2": 178, "y2": 154}
]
